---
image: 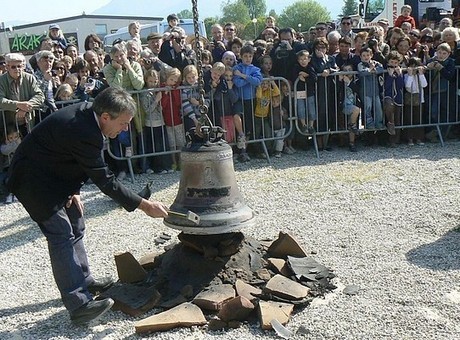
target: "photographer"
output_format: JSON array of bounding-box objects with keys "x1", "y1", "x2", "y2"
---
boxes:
[
  {"x1": 139, "y1": 48, "x2": 169, "y2": 73},
  {"x1": 207, "y1": 24, "x2": 227, "y2": 62},
  {"x1": 270, "y1": 27, "x2": 307, "y2": 80},
  {"x1": 159, "y1": 26, "x2": 194, "y2": 71},
  {"x1": 366, "y1": 26, "x2": 389, "y2": 66}
]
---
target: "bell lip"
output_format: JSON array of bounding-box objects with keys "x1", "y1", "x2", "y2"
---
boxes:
[{"x1": 163, "y1": 217, "x2": 257, "y2": 235}]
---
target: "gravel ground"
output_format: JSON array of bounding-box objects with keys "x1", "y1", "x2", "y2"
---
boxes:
[{"x1": 1, "y1": 141, "x2": 460, "y2": 340}]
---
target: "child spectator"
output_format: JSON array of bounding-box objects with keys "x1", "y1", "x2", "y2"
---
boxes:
[
  {"x1": 338, "y1": 64, "x2": 361, "y2": 152},
  {"x1": 201, "y1": 49, "x2": 213, "y2": 71},
  {"x1": 280, "y1": 81, "x2": 296, "y2": 154},
  {"x1": 73, "y1": 59, "x2": 105, "y2": 101},
  {"x1": 139, "y1": 69, "x2": 173, "y2": 174},
  {"x1": 1, "y1": 125, "x2": 21, "y2": 204},
  {"x1": 292, "y1": 50, "x2": 317, "y2": 134},
  {"x1": 160, "y1": 67, "x2": 184, "y2": 171},
  {"x1": 233, "y1": 45, "x2": 263, "y2": 161},
  {"x1": 204, "y1": 63, "x2": 241, "y2": 145},
  {"x1": 222, "y1": 51, "x2": 237, "y2": 68},
  {"x1": 164, "y1": 14, "x2": 179, "y2": 33},
  {"x1": 254, "y1": 79, "x2": 280, "y2": 158},
  {"x1": 54, "y1": 83, "x2": 75, "y2": 102},
  {"x1": 400, "y1": 22, "x2": 412, "y2": 36},
  {"x1": 394, "y1": 5, "x2": 416, "y2": 29},
  {"x1": 64, "y1": 73, "x2": 79, "y2": 94},
  {"x1": 270, "y1": 94, "x2": 287, "y2": 158},
  {"x1": 357, "y1": 47, "x2": 384, "y2": 129},
  {"x1": 383, "y1": 51, "x2": 405, "y2": 147},
  {"x1": 181, "y1": 65, "x2": 201, "y2": 131},
  {"x1": 425, "y1": 43, "x2": 456, "y2": 141},
  {"x1": 259, "y1": 54, "x2": 273, "y2": 77},
  {"x1": 61, "y1": 55, "x2": 74, "y2": 74},
  {"x1": 403, "y1": 57, "x2": 427, "y2": 146}
]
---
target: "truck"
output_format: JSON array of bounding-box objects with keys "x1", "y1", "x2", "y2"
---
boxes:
[
  {"x1": 103, "y1": 18, "x2": 207, "y2": 49},
  {"x1": 354, "y1": 0, "x2": 455, "y2": 27}
]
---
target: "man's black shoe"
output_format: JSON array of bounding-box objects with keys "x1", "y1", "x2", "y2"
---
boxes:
[
  {"x1": 70, "y1": 298, "x2": 114, "y2": 326},
  {"x1": 87, "y1": 277, "x2": 114, "y2": 295}
]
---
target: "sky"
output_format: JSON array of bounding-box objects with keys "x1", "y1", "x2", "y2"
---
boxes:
[{"x1": 1, "y1": 0, "x2": 342, "y2": 26}]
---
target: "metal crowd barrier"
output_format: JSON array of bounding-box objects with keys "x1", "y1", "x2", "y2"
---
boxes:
[
  {"x1": 2, "y1": 67, "x2": 459, "y2": 181},
  {"x1": 293, "y1": 67, "x2": 460, "y2": 157}
]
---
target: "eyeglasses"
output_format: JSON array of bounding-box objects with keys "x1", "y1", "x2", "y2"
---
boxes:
[
  {"x1": 342, "y1": 22, "x2": 352, "y2": 25},
  {"x1": 409, "y1": 32, "x2": 420, "y2": 38},
  {"x1": 225, "y1": 28, "x2": 235, "y2": 32},
  {"x1": 8, "y1": 65, "x2": 23, "y2": 69}
]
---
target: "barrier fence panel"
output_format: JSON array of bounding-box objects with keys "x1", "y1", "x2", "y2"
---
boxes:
[{"x1": 292, "y1": 66, "x2": 460, "y2": 156}]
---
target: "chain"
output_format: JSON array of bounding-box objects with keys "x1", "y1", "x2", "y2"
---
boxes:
[{"x1": 191, "y1": 0, "x2": 207, "y2": 117}]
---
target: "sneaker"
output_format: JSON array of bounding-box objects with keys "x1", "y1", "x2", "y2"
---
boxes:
[
  {"x1": 70, "y1": 298, "x2": 114, "y2": 326},
  {"x1": 116, "y1": 171, "x2": 126, "y2": 181},
  {"x1": 283, "y1": 146, "x2": 294, "y2": 155},
  {"x1": 349, "y1": 144, "x2": 357, "y2": 152},
  {"x1": 166, "y1": 169, "x2": 175, "y2": 174},
  {"x1": 5, "y1": 193, "x2": 14, "y2": 204},
  {"x1": 288, "y1": 146, "x2": 297, "y2": 153},
  {"x1": 300, "y1": 125, "x2": 308, "y2": 133},
  {"x1": 237, "y1": 153, "x2": 251, "y2": 163},
  {"x1": 307, "y1": 126, "x2": 316, "y2": 134},
  {"x1": 158, "y1": 169, "x2": 168, "y2": 174},
  {"x1": 257, "y1": 153, "x2": 267, "y2": 159},
  {"x1": 386, "y1": 122, "x2": 396, "y2": 135},
  {"x1": 125, "y1": 147, "x2": 133, "y2": 158},
  {"x1": 274, "y1": 151, "x2": 282, "y2": 158},
  {"x1": 416, "y1": 140, "x2": 425, "y2": 146},
  {"x1": 145, "y1": 168, "x2": 154, "y2": 174},
  {"x1": 236, "y1": 135, "x2": 246, "y2": 149},
  {"x1": 408, "y1": 139, "x2": 414, "y2": 146}
]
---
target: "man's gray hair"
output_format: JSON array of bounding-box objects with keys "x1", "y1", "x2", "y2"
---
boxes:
[
  {"x1": 92, "y1": 87, "x2": 137, "y2": 119},
  {"x1": 34, "y1": 50, "x2": 55, "y2": 61}
]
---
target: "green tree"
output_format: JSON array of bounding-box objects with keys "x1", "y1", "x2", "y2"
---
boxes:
[
  {"x1": 221, "y1": 0, "x2": 251, "y2": 25},
  {"x1": 242, "y1": 0, "x2": 267, "y2": 19},
  {"x1": 341, "y1": 0, "x2": 358, "y2": 17},
  {"x1": 278, "y1": 0, "x2": 330, "y2": 32},
  {"x1": 177, "y1": 9, "x2": 193, "y2": 19}
]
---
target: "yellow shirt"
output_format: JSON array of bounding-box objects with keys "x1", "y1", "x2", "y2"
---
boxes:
[{"x1": 254, "y1": 83, "x2": 280, "y2": 118}]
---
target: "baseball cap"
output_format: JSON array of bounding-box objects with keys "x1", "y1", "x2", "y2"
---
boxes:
[{"x1": 49, "y1": 23, "x2": 60, "y2": 30}]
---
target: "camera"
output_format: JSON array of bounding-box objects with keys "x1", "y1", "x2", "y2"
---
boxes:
[
  {"x1": 367, "y1": 38, "x2": 378, "y2": 49},
  {"x1": 84, "y1": 77, "x2": 95, "y2": 91},
  {"x1": 275, "y1": 41, "x2": 290, "y2": 59}
]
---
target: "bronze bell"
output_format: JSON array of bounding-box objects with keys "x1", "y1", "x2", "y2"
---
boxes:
[{"x1": 164, "y1": 141, "x2": 255, "y2": 235}]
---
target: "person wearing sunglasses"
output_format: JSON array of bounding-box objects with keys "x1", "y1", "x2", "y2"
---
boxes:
[
  {"x1": 0, "y1": 53, "x2": 44, "y2": 139},
  {"x1": 338, "y1": 16, "x2": 356, "y2": 47},
  {"x1": 223, "y1": 22, "x2": 237, "y2": 45}
]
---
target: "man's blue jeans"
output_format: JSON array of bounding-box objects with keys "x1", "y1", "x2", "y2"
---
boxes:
[{"x1": 37, "y1": 204, "x2": 93, "y2": 312}]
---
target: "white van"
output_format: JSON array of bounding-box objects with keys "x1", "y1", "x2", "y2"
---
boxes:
[{"x1": 103, "y1": 19, "x2": 206, "y2": 50}]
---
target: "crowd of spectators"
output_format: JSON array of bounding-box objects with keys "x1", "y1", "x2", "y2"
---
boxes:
[{"x1": 1, "y1": 9, "x2": 460, "y2": 198}]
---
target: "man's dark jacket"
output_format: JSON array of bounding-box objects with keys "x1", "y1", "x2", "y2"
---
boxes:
[{"x1": 7, "y1": 102, "x2": 141, "y2": 222}]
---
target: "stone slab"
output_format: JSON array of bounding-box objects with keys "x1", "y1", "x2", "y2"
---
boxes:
[
  {"x1": 258, "y1": 300, "x2": 294, "y2": 330},
  {"x1": 265, "y1": 274, "x2": 310, "y2": 300},
  {"x1": 193, "y1": 284, "x2": 235, "y2": 311},
  {"x1": 134, "y1": 302, "x2": 207, "y2": 333},
  {"x1": 217, "y1": 296, "x2": 254, "y2": 322}
]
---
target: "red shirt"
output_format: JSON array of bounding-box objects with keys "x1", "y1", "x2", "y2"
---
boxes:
[{"x1": 160, "y1": 84, "x2": 182, "y2": 126}]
